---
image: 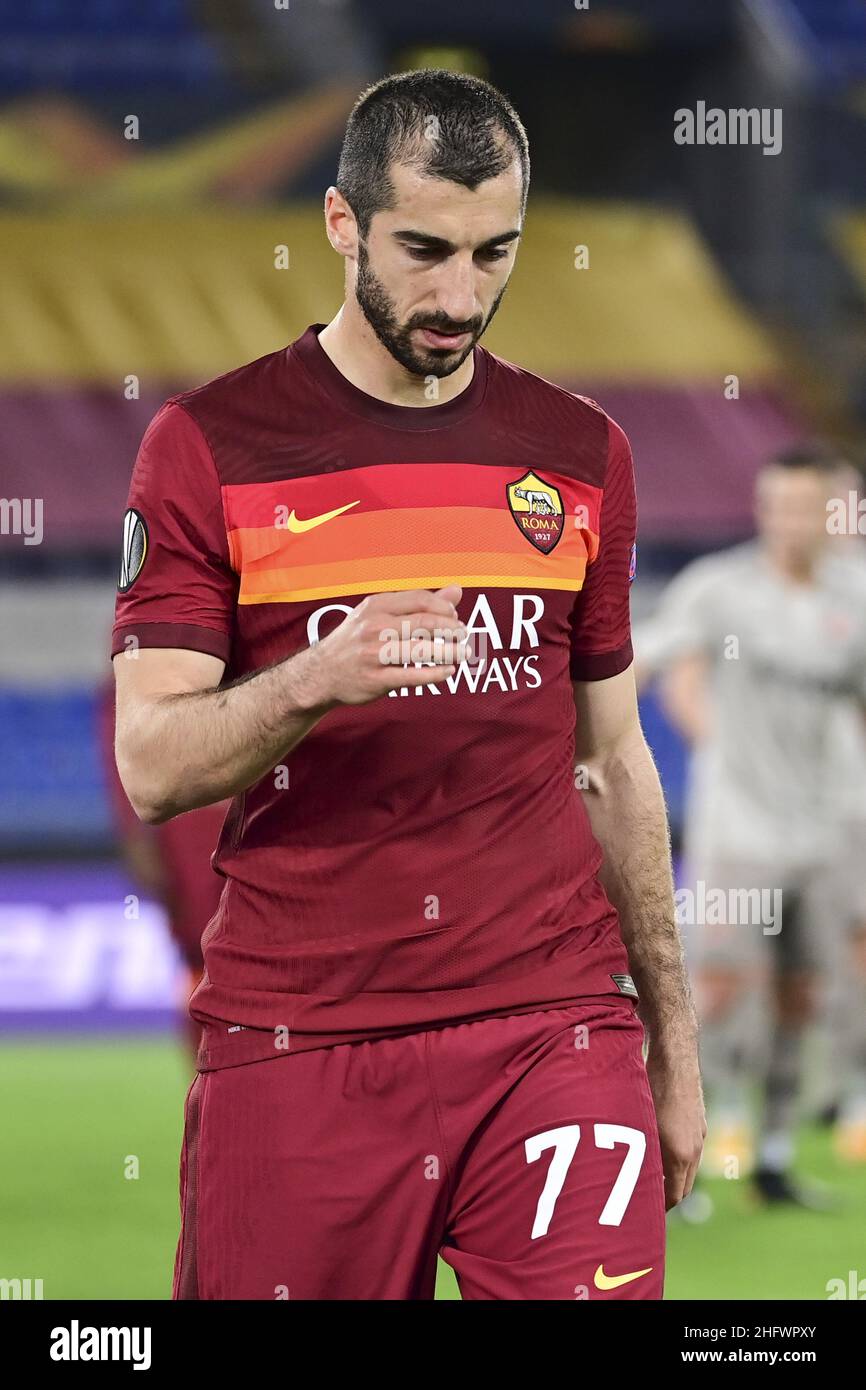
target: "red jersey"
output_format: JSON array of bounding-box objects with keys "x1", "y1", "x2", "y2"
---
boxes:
[{"x1": 111, "y1": 324, "x2": 638, "y2": 1069}]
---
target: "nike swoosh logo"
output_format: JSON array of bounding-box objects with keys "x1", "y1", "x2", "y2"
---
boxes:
[
  {"x1": 286, "y1": 501, "x2": 360, "y2": 533},
  {"x1": 593, "y1": 1263, "x2": 653, "y2": 1291}
]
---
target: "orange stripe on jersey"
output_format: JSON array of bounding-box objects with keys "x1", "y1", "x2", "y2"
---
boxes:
[
  {"x1": 224, "y1": 469, "x2": 602, "y2": 605},
  {"x1": 239, "y1": 564, "x2": 590, "y2": 604},
  {"x1": 231, "y1": 530, "x2": 597, "y2": 604},
  {"x1": 228, "y1": 507, "x2": 598, "y2": 565}
]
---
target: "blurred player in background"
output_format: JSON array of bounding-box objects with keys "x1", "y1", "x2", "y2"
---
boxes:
[
  {"x1": 99, "y1": 682, "x2": 229, "y2": 1058},
  {"x1": 636, "y1": 446, "x2": 866, "y2": 1205},
  {"x1": 822, "y1": 459, "x2": 866, "y2": 1158}
]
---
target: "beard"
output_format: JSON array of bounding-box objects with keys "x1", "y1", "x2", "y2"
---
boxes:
[{"x1": 354, "y1": 241, "x2": 506, "y2": 379}]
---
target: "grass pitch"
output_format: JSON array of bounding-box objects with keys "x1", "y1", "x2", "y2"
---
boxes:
[{"x1": 1, "y1": 1036, "x2": 861, "y2": 1301}]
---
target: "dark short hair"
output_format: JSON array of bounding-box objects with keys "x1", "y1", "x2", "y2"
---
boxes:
[
  {"x1": 336, "y1": 68, "x2": 530, "y2": 238},
  {"x1": 767, "y1": 442, "x2": 845, "y2": 475}
]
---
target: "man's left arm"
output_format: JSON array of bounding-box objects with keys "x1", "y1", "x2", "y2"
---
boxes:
[{"x1": 572, "y1": 666, "x2": 706, "y2": 1208}]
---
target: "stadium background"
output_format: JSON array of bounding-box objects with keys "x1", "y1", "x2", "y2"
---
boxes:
[{"x1": 1, "y1": 0, "x2": 865, "y2": 1300}]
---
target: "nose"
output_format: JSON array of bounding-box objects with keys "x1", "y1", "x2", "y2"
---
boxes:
[{"x1": 436, "y1": 254, "x2": 479, "y2": 328}]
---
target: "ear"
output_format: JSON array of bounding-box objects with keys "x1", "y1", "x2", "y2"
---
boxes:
[{"x1": 324, "y1": 186, "x2": 358, "y2": 259}]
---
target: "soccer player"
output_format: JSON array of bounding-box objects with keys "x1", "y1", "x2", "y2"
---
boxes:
[
  {"x1": 636, "y1": 447, "x2": 866, "y2": 1205},
  {"x1": 823, "y1": 459, "x2": 866, "y2": 1158},
  {"x1": 112, "y1": 70, "x2": 703, "y2": 1300}
]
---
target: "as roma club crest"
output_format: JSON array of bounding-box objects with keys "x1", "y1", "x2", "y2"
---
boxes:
[{"x1": 506, "y1": 471, "x2": 564, "y2": 554}]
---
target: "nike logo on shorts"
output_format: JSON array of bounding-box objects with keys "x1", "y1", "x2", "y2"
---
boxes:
[{"x1": 593, "y1": 1263, "x2": 653, "y2": 1290}]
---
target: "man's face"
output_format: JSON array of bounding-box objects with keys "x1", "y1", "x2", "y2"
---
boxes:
[
  {"x1": 351, "y1": 156, "x2": 523, "y2": 379},
  {"x1": 755, "y1": 466, "x2": 832, "y2": 564}
]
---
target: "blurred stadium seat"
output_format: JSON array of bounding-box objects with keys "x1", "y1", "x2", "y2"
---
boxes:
[
  {"x1": 0, "y1": 0, "x2": 224, "y2": 93},
  {"x1": 0, "y1": 690, "x2": 110, "y2": 847}
]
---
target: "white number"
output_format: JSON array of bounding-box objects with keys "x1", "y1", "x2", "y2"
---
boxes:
[
  {"x1": 524, "y1": 1122, "x2": 646, "y2": 1239},
  {"x1": 524, "y1": 1125, "x2": 580, "y2": 1239},
  {"x1": 593, "y1": 1123, "x2": 646, "y2": 1226}
]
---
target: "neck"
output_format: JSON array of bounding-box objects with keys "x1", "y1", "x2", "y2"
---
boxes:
[
  {"x1": 316, "y1": 303, "x2": 475, "y2": 409},
  {"x1": 766, "y1": 547, "x2": 817, "y2": 585}
]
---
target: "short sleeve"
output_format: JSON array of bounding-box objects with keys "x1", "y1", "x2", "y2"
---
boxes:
[
  {"x1": 633, "y1": 556, "x2": 721, "y2": 678},
  {"x1": 569, "y1": 416, "x2": 637, "y2": 681},
  {"x1": 111, "y1": 402, "x2": 237, "y2": 662}
]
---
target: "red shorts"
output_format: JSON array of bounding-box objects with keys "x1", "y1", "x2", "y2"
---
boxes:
[{"x1": 173, "y1": 998, "x2": 665, "y2": 1300}]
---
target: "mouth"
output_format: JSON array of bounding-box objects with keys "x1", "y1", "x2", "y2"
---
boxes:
[{"x1": 416, "y1": 326, "x2": 471, "y2": 350}]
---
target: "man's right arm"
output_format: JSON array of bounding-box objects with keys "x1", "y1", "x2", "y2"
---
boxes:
[{"x1": 114, "y1": 586, "x2": 466, "y2": 824}]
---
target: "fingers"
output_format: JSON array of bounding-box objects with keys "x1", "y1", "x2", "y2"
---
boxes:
[
  {"x1": 434, "y1": 583, "x2": 463, "y2": 606},
  {"x1": 367, "y1": 588, "x2": 462, "y2": 620},
  {"x1": 374, "y1": 630, "x2": 467, "y2": 674},
  {"x1": 396, "y1": 663, "x2": 459, "y2": 688},
  {"x1": 389, "y1": 637, "x2": 467, "y2": 666},
  {"x1": 361, "y1": 617, "x2": 467, "y2": 659},
  {"x1": 664, "y1": 1169, "x2": 691, "y2": 1210},
  {"x1": 682, "y1": 1157, "x2": 701, "y2": 1202},
  {"x1": 662, "y1": 1134, "x2": 705, "y2": 1209},
  {"x1": 358, "y1": 609, "x2": 468, "y2": 698},
  {"x1": 360, "y1": 600, "x2": 469, "y2": 674},
  {"x1": 374, "y1": 611, "x2": 466, "y2": 640},
  {"x1": 664, "y1": 1171, "x2": 685, "y2": 1211},
  {"x1": 326, "y1": 586, "x2": 468, "y2": 706},
  {"x1": 360, "y1": 590, "x2": 466, "y2": 660},
  {"x1": 664, "y1": 1164, "x2": 695, "y2": 1210}
]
